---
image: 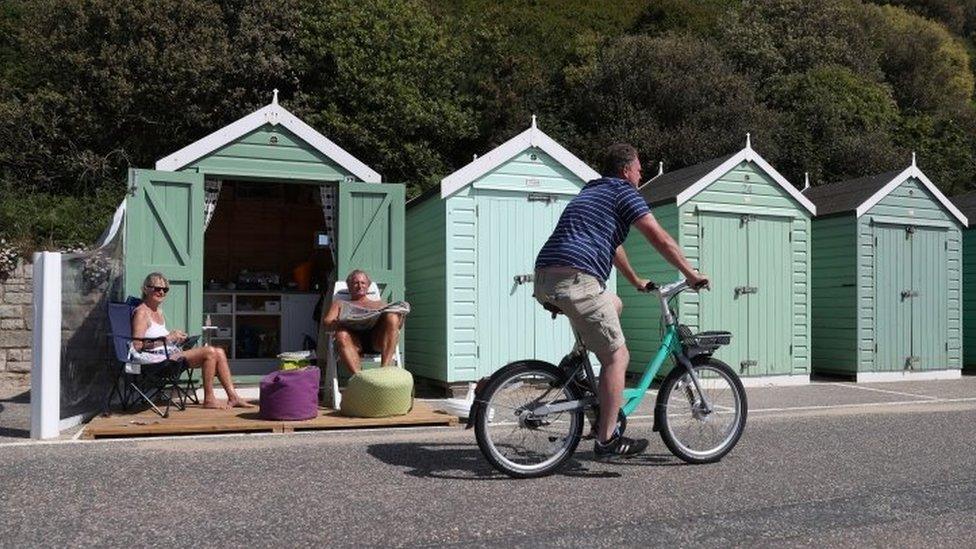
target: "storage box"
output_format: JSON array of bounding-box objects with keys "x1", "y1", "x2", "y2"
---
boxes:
[
  {"x1": 217, "y1": 327, "x2": 232, "y2": 338},
  {"x1": 216, "y1": 302, "x2": 232, "y2": 314},
  {"x1": 264, "y1": 300, "x2": 281, "y2": 312}
]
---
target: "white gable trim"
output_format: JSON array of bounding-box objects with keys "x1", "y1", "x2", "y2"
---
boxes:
[
  {"x1": 855, "y1": 165, "x2": 968, "y2": 226},
  {"x1": 440, "y1": 122, "x2": 598, "y2": 199},
  {"x1": 673, "y1": 146, "x2": 817, "y2": 215},
  {"x1": 155, "y1": 101, "x2": 381, "y2": 183}
]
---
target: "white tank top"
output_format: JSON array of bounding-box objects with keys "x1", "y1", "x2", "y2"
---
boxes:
[{"x1": 144, "y1": 318, "x2": 169, "y2": 340}]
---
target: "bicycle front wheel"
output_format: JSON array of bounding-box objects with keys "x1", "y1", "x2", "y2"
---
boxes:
[
  {"x1": 474, "y1": 362, "x2": 585, "y2": 478},
  {"x1": 655, "y1": 357, "x2": 747, "y2": 464}
]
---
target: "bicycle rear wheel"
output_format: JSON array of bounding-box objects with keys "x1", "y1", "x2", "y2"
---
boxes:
[
  {"x1": 474, "y1": 362, "x2": 584, "y2": 478},
  {"x1": 655, "y1": 357, "x2": 747, "y2": 464}
]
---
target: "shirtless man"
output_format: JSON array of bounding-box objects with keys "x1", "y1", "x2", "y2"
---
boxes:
[{"x1": 322, "y1": 270, "x2": 404, "y2": 374}]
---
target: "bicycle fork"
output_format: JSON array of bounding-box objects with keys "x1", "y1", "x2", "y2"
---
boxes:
[{"x1": 673, "y1": 351, "x2": 714, "y2": 414}]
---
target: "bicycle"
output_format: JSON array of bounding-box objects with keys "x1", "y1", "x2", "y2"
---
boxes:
[{"x1": 469, "y1": 278, "x2": 748, "y2": 478}]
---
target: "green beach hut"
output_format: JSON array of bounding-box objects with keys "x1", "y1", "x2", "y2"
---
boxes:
[
  {"x1": 404, "y1": 118, "x2": 602, "y2": 388},
  {"x1": 620, "y1": 137, "x2": 816, "y2": 383},
  {"x1": 941, "y1": 191, "x2": 976, "y2": 374},
  {"x1": 806, "y1": 156, "x2": 967, "y2": 381},
  {"x1": 123, "y1": 91, "x2": 404, "y2": 377}
]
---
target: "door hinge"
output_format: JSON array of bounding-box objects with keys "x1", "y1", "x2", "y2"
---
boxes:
[
  {"x1": 789, "y1": 232, "x2": 793, "y2": 243},
  {"x1": 874, "y1": 343, "x2": 878, "y2": 353},
  {"x1": 945, "y1": 241, "x2": 948, "y2": 250},
  {"x1": 789, "y1": 344, "x2": 793, "y2": 355},
  {"x1": 874, "y1": 236, "x2": 878, "y2": 246},
  {"x1": 946, "y1": 341, "x2": 949, "y2": 351},
  {"x1": 476, "y1": 345, "x2": 480, "y2": 358},
  {"x1": 475, "y1": 205, "x2": 479, "y2": 217}
]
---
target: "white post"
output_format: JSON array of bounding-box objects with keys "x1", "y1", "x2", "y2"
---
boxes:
[{"x1": 30, "y1": 252, "x2": 61, "y2": 440}]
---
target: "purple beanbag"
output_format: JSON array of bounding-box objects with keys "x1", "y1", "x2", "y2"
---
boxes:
[{"x1": 259, "y1": 366, "x2": 321, "y2": 421}]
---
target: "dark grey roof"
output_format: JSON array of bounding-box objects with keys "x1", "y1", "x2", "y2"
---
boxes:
[
  {"x1": 950, "y1": 190, "x2": 976, "y2": 222},
  {"x1": 639, "y1": 153, "x2": 738, "y2": 205},
  {"x1": 803, "y1": 170, "x2": 903, "y2": 216}
]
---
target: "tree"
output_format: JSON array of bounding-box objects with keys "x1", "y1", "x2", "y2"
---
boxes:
[
  {"x1": 564, "y1": 33, "x2": 779, "y2": 171},
  {"x1": 291, "y1": 0, "x2": 477, "y2": 197},
  {"x1": 765, "y1": 65, "x2": 901, "y2": 184},
  {"x1": 862, "y1": 3, "x2": 974, "y2": 114},
  {"x1": 0, "y1": 0, "x2": 302, "y2": 196}
]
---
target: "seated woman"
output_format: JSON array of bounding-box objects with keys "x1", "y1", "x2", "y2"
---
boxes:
[
  {"x1": 322, "y1": 270, "x2": 407, "y2": 374},
  {"x1": 129, "y1": 272, "x2": 253, "y2": 409}
]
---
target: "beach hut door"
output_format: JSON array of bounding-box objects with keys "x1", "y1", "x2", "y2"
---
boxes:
[
  {"x1": 123, "y1": 168, "x2": 205, "y2": 338},
  {"x1": 336, "y1": 182, "x2": 405, "y2": 302}
]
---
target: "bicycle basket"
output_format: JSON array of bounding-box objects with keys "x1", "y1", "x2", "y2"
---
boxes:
[{"x1": 680, "y1": 328, "x2": 732, "y2": 356}]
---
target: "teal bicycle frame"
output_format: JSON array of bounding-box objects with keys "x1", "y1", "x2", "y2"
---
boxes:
[{"x1": 620, "y1": 323, "x2": 679, "y2": 416}]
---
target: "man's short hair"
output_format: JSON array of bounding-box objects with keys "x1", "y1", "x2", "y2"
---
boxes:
[
  {"x1": 346, "y1": 269, "x2": 371, "y2": 285},
  {"x1": 601, "y1": 143, "x2": 639, "y2": 178}
]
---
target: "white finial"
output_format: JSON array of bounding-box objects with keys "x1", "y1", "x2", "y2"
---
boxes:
[
  {"x1": 746, "y1": 132, "x2": 752, "y2": 149},
  {"x1": 272, "y1": 89, "x2": 279, "y2": 105},
  {"x1": 803, "y1": 172, "x2": 810, "y2": 191},
  {"x1": 473, "y1": 153, "x2": 478, "y2": 161},
  {"x1": 531, "y1": 114, "x2": 537, "y2": 129},
  {"x1": 657, "y1": 161, "x2": 664, "y2": 177},
  {"x1": 911, "y1": 151, "x2": 917, "y2": 167}
]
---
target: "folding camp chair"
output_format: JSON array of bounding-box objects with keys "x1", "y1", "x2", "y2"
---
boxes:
[
  {"x1": 324, "y1": 281, "x2": 403, "y2": 408},
  {"x1": 104, "y1": 299, "x2": 196, "y2": 417}
]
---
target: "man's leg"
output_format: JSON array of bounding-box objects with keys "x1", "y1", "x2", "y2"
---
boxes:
[
  {"x1": 371, "y1": 313, "x2": 401, "y2": 366},
  {"x1": 596, "y1": 345, "x2": 630, "y2": 443},
  {"x1": 334, "y1": 329, "x2": 362, "y2": 374}
]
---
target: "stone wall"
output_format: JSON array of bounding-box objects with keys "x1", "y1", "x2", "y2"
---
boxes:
[{"x1": 0, "y1": 259, "x2": 33, "y2": 375}]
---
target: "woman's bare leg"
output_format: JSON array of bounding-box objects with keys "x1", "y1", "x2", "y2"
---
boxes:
[
  {"x1": 214, "y1": 347, "x2": 253, "y2": 407},
  {"x1": 181, "y1": 347, "x2": 224, "y2": 408}
]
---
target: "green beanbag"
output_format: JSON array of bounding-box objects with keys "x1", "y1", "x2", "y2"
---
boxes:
[{"x1": 340, "y1": 366, "x2": 414, "y2": 418}]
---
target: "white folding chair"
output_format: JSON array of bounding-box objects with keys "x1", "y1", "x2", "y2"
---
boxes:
[{"x1": 324, "y1": 281, "x2": 403, "y2": 408}]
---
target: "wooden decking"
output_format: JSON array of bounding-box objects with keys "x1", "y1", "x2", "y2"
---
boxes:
[{"x1": 83, "y1": 401, "x2": 458, "y2": 439}]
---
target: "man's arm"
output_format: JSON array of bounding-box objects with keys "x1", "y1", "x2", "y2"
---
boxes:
[
  {"x1": 613, "y1": 245, "x2": 648, "y2": 290},
  {"x1": 633, "y1": 214, "x2": 707, "y2": 285},
  {"x1": 322, "y1": 301, "x2": 342, "y2": 332}
]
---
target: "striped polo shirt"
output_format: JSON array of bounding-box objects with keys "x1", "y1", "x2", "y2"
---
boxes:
[{"x1": 535, "y1": 177, "x2": 651, "y2": 281}]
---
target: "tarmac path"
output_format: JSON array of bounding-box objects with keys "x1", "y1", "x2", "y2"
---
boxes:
[{"x1": 1, "y1": 378, "x2": 974, "y2": 547}]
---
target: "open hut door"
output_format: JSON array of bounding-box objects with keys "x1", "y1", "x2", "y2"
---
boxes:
[
  {"x1": 337, "y1": 182, "x2": 405, "y2": 302},
  {"x1": 123, "y1": 169, "x2": 205, "y2": 338}
]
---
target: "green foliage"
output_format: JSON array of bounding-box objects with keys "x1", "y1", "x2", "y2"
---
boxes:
[
  {"x1": 5, "y1": 0, "x2": 976, "y2": 252},
  {"x1": 0, "y1": 183, "x2": 122, "y2": 253},
  {"x1": 291, "y1": 0, "x2": 477, "y2": 197},
  {"x1": 863, "y1": 4, "x2": 974, "y2": 113},
  {"x1": 565, "y1": 33, "x2": 779, "y2": 169},
  {"x1": 765, "y1": 65, "x2": 901, "y2": 183}
]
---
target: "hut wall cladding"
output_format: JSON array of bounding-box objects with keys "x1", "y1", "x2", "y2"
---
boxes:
[
  {"x1": 186, "y1": 124, "x2": 355, "y2": 181},
  {"x1": 620, "y1": 161, "x2": 811, "y2": 376},
  {"x1": 404, "y1": 196, "x2": 447, "y2": 380},
  {"x1": 446, "y1": 190, "x2": 478, "y2": 382},
  {"x1": 619, "y1": 202, "x2": 680, "y2": 372},
  {"x1": 965, "y1": 228, "x2": 976, "y2": 369},
  {"x1": 857, "y1": 178, "x2": 962, "y2": 372},
  {"x1": 811, "y1": 215, "x2": 859, "y2": 374}
]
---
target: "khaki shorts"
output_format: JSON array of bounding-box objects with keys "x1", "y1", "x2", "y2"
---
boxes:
[{"x1": 533, "y1": 268, "x2": 624, "y2": 356}]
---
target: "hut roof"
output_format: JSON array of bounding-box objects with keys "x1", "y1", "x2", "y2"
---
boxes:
[{"x1": 155, "y1": 90, "x2": 380, "y2": 183}]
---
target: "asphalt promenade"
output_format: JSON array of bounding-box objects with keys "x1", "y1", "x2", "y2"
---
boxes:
[{"x1": 1, "y1": 376, "x2": 974, "y2": 546}]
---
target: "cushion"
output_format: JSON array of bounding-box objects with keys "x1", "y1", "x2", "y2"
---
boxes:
[
  {"x1": 340, "y1": 367, "x2": 413, "y2": 418},
  {"x1": 259, "y1": 366, "x2": 321, "y2": 421}
]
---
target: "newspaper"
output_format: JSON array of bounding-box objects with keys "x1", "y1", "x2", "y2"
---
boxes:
[{"x1": 338, "y1": 301, "x2": 411, "y2": 330}]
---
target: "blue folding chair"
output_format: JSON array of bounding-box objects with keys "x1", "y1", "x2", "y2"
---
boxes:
[{"x1": 104, "y1": 299, "x2": 198, "y2": 417}]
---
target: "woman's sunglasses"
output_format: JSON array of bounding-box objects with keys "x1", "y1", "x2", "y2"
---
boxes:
[{"x1": 147, "y1": 285, "x2": 170, "y2": 294}]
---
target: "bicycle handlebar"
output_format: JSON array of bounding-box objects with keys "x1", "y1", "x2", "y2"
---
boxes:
[{"x1": 642, "y1": 278, "x2": 709, "y2": 297}]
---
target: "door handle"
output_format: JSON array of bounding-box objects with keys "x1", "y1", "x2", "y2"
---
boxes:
[
  {"x1": 734, "y1": 286, "x2": 758, "y2": 296},
  {"x1": 513, "y1": 274, "x2": 535, "y2": 285}
]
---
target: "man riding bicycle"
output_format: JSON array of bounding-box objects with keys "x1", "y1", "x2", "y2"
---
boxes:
[{"x1": 534, "y1": 143, "x2": 709, "y2": 458}]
